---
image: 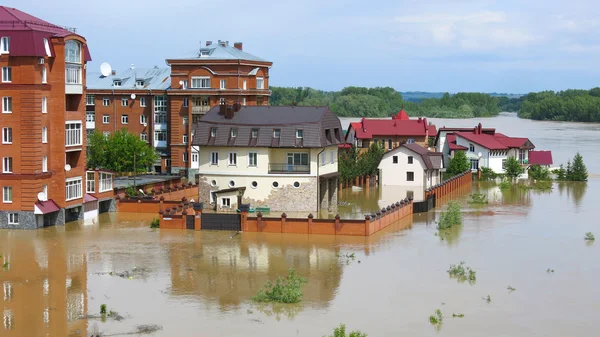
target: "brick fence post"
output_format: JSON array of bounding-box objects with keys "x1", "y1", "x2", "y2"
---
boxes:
[
  {"x1": 280, "y1": 213, "x2": 287, "y2": 233},
  {"x1": 334, "y1": 214, "x2": 341, "y2": 235},
  {"x1": 308, "y1": 213, "x2": 314, "y2": 234},
  {"x1": 364, "y1": 215, "x2": 371, "y2": 235}
]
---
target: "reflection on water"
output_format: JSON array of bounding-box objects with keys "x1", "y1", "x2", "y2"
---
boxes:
[{"x1": 557, "y1": 182, "x2": 587, "y2": 207}]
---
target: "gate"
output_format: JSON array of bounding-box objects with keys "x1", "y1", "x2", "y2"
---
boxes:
[
  {"x1": 186, "y1": 215, "x2": 195, "y2": 230},
  {"x1": 201, "y1": 213, "x2": 241, "y2": 231}
]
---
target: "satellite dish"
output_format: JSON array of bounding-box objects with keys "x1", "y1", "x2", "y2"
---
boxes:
[
  {"x1": 64, "y1": 164, "x2": 71, "y2": 172},
  {"x1": 130, "y1": 93, "x2": 136, "y2": 100},
  {"x1": 178, "y1": 80, "x2": 184, "y2": 85},
  {"x1": 477, "y1": 152, "x2": 483, "y2": 158},
  {"x1": 100, "y1": 62, "x2": 112, "y2": 77},
  {"x1": 37, "y1": 192, "x2": 47, "y2": 202}
]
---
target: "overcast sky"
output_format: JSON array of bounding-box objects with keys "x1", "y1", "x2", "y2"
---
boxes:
[{"x1": 7, "y1": 0, "x2": 600, "y2": 93}]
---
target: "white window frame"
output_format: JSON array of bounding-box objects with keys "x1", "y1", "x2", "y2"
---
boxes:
[
  {"x1": 183, "y1": 152, "x2": 188, "y2": 163},
  {"x1": 121, "y1": 115, "x2": 129, "y2": 124},
  {"x1": 41, "y1": 67, "x2": 47, "y2": 84},
  {"x1": 220, "y1": 79, "x2": 226, "y2": 89},
  {"x1": 140, "y1": 114, "x2": 147, "y2": 125},
  {"x1": 8, "y1": 213, "x2": 18, "y2": 225},
  {"x1": 42, "y1": 97, "x2": 47, "y2": 113},
  {"x1": 121, "y1": 98, "x2": 128, "y2": 107},
  {"x1": 182, "y1": 80, "x2": 188, "y2": 89},
  {"x1": 296, "y1": 129, "x2": 303, "y2": 139},
  {"x1": 42, "y1": 156, "x2": 47, "y2": 172},
  {"x1": 210, "y1": 152, "x2": 219, "y2": 166},
  {"x1": 183, "y1": 117, "x2": 188, "y2": 125},
  {"x1": 140, "y1": 97, "x2": 146, "y2": 107},
  {"x1": 140, "y1": 132, "x2": 147, "y2": 141},
  {"x1": 191, "y1": 76, "x2": 211, "y2": 89},
  {"x1": 65, "y1": 177, "x2": 83, "y2": 201},
  {"x1": 221, "y1": 197, "x2": 231, "y2": 208},
  {"x1": 2, "y1": 157, "x2": 12, "y2": 173},
  {"x1": 86, "y1": 171, "x2": 95, "y2": 193},
  {"x1": 0, "y1": 37, "x2": 9, "y2": 54},
  {"x1": 228, "y1": 152, "x2": 237, "y2": 166},
  {"x1": 99, "y1": 172, "x2": 113, "y2": 193},
  {"x1": 231, "y1": 128, "x2": 237, "y2": 138},
  {"x1": 210, "y1": 128, "x2": 217, "y2": 137},
  {"x1": 103, "y1": 115, "x2": 110, "y2": 124},
  {"x1": 242, "y1": 97, "x2": 247, "y2": 106},
  {"x1": 136, "y1": 80, "x2": 144, "y2": 87},
  {"x1": 183, "y1": 134, "x2": 188, "y2": 144},
  {"x1": 43, "y1": 38, "x2": 51, "y2": 56},
  {"x1": 256, "y1": 77, "x2": 264, "y2": 89},
  {"x1": 86, "y1": 111, "x2": 95, "y2": 123},
  {"x1": 273, "y1": 129, "x2": 281, "y2": 138},
  {"x1": 2, "y1": 127, "x2": 12, "y2": 144},
  {"x1": 113, "y1": 80, "x2": 121, "y2": 87},
  {"x1": 251, "y1": 128, "x2": 258, "y2": 138},
  {"x1": 154, "y1": 130, "x2": 167, "y2": 141},
  {"x1": 243, "y1": 80, "x2": 247, "y2": 90},
  {"x1": 248, "y1": 152, "x2": 258, "y2": 167},
  {"x1": 86, "y1": 95, "x2": 94, "y2": 106},
  {"x1": 330, "y1": 151, "x2": 335, "y2": 164},
  {"x1": 2, "y1": 186, "x2": 12, "y2": 203},
  {"x1": 321, "y1": 152, "x2": 326, "y2": 166},
  {"x1": 2, "y1": 67, "x2": 11, "y2": 83},
  {"x1": 103, "y1": 97, "x2": 110, "y2": 106},
  {"x1": 191, "y1": 152, "x2": 199, "y2": 163},
  {"x1": 42, "y1": 126, "x2": 47, "y2": 143},
  {"x1": 183, "y1": 97, "x2": 188, "y2": 107},
  {"x1": 65, "y1": 40, "x2": 81, "y2": 63},
  {"x1": 2, "y1": 97, "x2": 12, "y2": 113},
  {"x1": 65, "y1": 121, "x2": 82, "y2": 146}
]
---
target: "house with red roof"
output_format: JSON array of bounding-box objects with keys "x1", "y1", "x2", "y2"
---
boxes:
[
  {"x1": 345, "y1": 109, "x2": 436, "y2": 153},
  {"x1": 528, "y1": 151, "x2": 553, "y2": 167}
]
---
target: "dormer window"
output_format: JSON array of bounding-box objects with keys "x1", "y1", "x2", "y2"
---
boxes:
[
  {"x1": 200, "y1": 50, "x2": 210, "y2": 57},
  {"x1": 210, "y1": 128, "x2": 217, "y2": 137},
  {"x1": 113, "y1": 80, "x2": 121, "y2": 87},
  {"x1": 296, "y1": 129, "x2": 303, "y2": 139},
  {"x1": 251, "y1": 128, "x2": 258, "y2": 138},
  {"x1": 230, "y1": 128, "x2": 237, "y2": 138},
  {"x1": 273, "y1": 129, "x2": 281, "y2": 138},
  {"x1": 136, "y1": 80, "x2": 144, "y2": 87}
]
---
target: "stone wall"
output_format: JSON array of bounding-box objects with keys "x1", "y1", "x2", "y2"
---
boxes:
[
  {"x1": 197, "y1": 176, "x2": 213, "y2": 206},
  {"x1": 0, "y1": 211, "x2": 37, "y2": 229},
  {"x1": 242, "y1": 178, "x2": 318, "y2": 212}
]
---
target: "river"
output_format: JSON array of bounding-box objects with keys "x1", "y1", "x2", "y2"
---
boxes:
[{"x1": 1, "y1": 114, "x2": 599, "y2": 337}]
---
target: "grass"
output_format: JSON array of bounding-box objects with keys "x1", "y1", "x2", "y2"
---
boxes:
[
  {"x1": 2, "y1": 262, "x2": 8, "y2": 269},
  {"x1": 437, "y1": 201, "x2": 462, "y2": 230},
  {"x1": 429, "y1": 309, "x2": 443, "y2": 325},
  {"x1": 324, "y1": 324, "x2": 367, "y2": 337},
  {"x1": 499, "y1": 180, "x2": 512, "y2": 190},
  {"x1": 517, "y1": 181, "x2": 553, "y2": 192},
  {"x1": 585, "y1": 232, "x2": 595, "y2": 241},
  {"x1": 483, "y1": 295, "x2": 491, "y2": 303},
  {"x1": 253, "y1": 268, "x2": 307, "y2": 304},
  {"x1": 150, "y1": 218, "x2": 160, "y2": 229},
  {"x1": 468, "y1": 193, "x2": 488, "y2": 204},
  {"x1": 447, "y1": 262, "x2": 477, "y2": 284}
]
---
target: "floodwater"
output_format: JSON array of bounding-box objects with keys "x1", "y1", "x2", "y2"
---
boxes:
[{"x1": 2, "y1": 115, "x2": 600, "y2": 337}]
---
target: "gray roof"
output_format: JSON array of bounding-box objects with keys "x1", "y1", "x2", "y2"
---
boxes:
[
  {"x1": 383, "y1": 143, "x2": 442, "y2": 170},
  {"x1": 86, "y1": 67, "x2": 171, "y2": 91},
  {"x1": 193, "y1": 106, "x2": 344, "y2": 148},
  {"x1": 170, "y1": 42, "x2": 268, "y2": 62}
]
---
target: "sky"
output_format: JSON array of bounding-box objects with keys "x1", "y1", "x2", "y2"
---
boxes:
[{"x1": 6, "y1": 0, "x2": 600, "y2": 93}]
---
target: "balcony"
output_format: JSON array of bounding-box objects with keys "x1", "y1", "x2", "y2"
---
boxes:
[
  {"x1": 192, "y1": 105, "x2": 210, "y2": 114},
  {"x1": 268, "y1": 163, "x2": 310, "y2": 174},
  {"x1": 65, "y1": 64, "x2": 82, "y2": 94}
]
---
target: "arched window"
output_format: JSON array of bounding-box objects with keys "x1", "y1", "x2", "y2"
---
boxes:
[{"x1": 65, "y1": 40, "x2": 81, "y2": 63}]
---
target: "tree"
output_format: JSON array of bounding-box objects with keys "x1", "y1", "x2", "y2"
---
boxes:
[
  {"x1": 504, "y1": 157, "x2": 523, "y2": 178},
  {"x1": 87, "y1": 130, "x2": 159, "y2": 173},
  {"x1": 446, "y1": 151, "x2": 470, "y2": 176},
  {"x1": 568, "y1": 152, "x2": 588, "y2": 181},
  {"x1": 529, "y1": 165, "x2": 550, "y2": 180},
  {"x1": 325, "y1": 324, "x2": 367, "y2": 337},
  {"x1": 553, "y1": 164, "x2": 567, "y2": 181}
]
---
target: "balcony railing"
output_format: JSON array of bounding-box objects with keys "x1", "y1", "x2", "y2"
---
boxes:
[
  {"x1": 65, "y1": 64, "x2": 82, "y2": 84},
  {"x1": 268, "y1": 163, "x2": 310, "y2": 174},
  {"x1": 192, "y1": 105, "x2": 210, "y2": 114}
]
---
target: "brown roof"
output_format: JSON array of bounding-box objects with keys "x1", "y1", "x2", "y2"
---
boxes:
[
  {"x1": 193, "y1": 106, "x2": 344, "y2": 148},
  {"x1": 401, "y1": 143, "x2": 442, "y2": 170}
]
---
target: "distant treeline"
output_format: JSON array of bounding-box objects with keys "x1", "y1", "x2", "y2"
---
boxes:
[
  {"x1": 517, "y1": 88, "x2": 600, "y2": 122},
  {"x1": 269, "y1": 86, "x2": 502, "y2": 118}
]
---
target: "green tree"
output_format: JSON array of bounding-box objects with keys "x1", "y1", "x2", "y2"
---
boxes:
[
  {"x1": 87, "y1": 130, "x2": 158, "y2": 173},
  {"x1": 446, "y1": 151, "x2": 470, "y2": 176},
  {"x1": 324, "y1": 324, "x2": 367, "y2": 337},
  {"x1": 529, "y1": 165, "x2": 550, "y2": 180},
  {"x1": 504, "y1": 157, "x2": 523, "y2": 178},
  {"x1": 568, "y1": 152, "x2": 588, "y2": 181},
  {"x1": 553, "y1": 164, "x2": 567, "y2": 181}
]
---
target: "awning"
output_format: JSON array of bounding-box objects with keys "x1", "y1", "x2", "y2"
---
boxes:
[
  {"x1": 465, "y1": 152, "x2": 481, "y2": 160},
  {"x1": 84, "y1": 194, "x2": 98, "y2": 203},
  {"x1": 34, "y1": 199, "x2": 60, "y2": 215}
]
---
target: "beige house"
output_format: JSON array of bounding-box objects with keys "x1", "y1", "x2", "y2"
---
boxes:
[
  {"x1": 378, "y1": 144, "x2": 443, "y2": 201},
  {"x1": 192, "y1": 105, "x2": 343, "y2": 212}
]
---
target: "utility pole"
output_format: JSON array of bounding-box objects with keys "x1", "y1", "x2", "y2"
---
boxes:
[{"x1": 133, "y1": 150, "x2": 137, "y2": 196}]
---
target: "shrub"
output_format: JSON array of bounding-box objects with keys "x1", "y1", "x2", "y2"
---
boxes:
[
  {"x1": 553, "y1": 164, "x2": 567, "y2": 181},
  {"x1": 529, "y1": 165, "x2": 551, "y2": 180},
  {"x1": 499, "y1": 180, "x2": 511, "y2": 190},
  {"x1": 446, "y1": 151, "x2": 470, "y2": 176},
  {"x1": 429, "y1": 309, "x2": 443, "y2": 325},
  {"x1": 480, "y1": 167, "x2": 497, "y2": 180},
  {"x1": 253, "y1": 268, "x2": 307, "y2": 303},
  {"x1": 569, "y1": 152, "x2": 588, "y2": 181},
  {"x1": 437, "y1": 202, "x2": 462, "y2": 230},
  {"x1": 150, "y1": 218, "x2": 160, "y2": 228},
  {"x1": 125, "y1": 186, "x2": 137, "y2": 197},
  {"x1": 585, "y1": 232, "x2": 595, "y2": 241},
  {"x1": 504, "y1": 157, "x2": 523, "y2": 178},
  {"x1": 447, "y1": 262, "x2": 477, "y2": 284},
  {"x1": 468, "y1": 193, "x2": 488, "y2": 204},
  {"x1": 100, "y1": 304, "x2": 107, "y2": 315},
  {"x1": 324, "y1": 324, "x2": 367, "y2": 337}
]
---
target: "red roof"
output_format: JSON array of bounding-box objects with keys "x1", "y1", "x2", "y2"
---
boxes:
[
  {"x1": 428, "y1": 124, "x2": 437, "y2": 136},
  {"x1": 394, "y1": 109, "x2": 410, "y2": 120},
  {"x1": 447, "y1": 134, "x2": 468, "y2": 151},
  {"x1": 529, "y1": 151, "x2": 553, "y2": 165},
  {"x1": 34, "y1": 199, "x2": 60, "y2": 214},
  {"x1": 0, "y1": 6, "x2": 91, "y2": 59},
  {"x1": 84, "y1": 194, "x2": 98, "y2": 203},
  {"x1": 349, "y1": 116, "x2": 431, "y2": 139},
  {"x1": 454, "y1": 123, "x2": 534, "y2": 150}
]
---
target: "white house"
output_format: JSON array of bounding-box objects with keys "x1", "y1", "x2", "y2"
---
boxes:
[
  {"x1": 192, "y1": 105, "x2": 343, "y2": 212},
  {"x1": 378, "y1": 143, "x2": 443, "y2": 201}
]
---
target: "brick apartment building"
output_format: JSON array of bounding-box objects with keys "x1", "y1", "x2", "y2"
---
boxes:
[
  {"x1": 86, "y1": 40, "x2": 273, "y2": 178},
  {"x1": 0, "y1": 7, "x2": 95, "y2": 229}
]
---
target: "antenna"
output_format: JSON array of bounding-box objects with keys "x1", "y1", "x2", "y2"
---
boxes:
[
  {"x1": 130, "y1": 64, "x2": 135, "y2": 70},
  {"x1": 100, "y1": 62, "x2": 112, "y2": 77},
  {"x1": 37, "y1": 192, "x2": 47, "y2": 202},
  {"x1": 130, "y1": 93, "x2": 136, "y2": 100}
]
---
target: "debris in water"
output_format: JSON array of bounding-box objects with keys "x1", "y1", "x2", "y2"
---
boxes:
[{"x1": 135, "y1": 324, "x2": 163, "y2": 334}]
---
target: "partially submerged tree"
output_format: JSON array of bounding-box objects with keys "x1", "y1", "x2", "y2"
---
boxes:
[
  {"x1": 569, "y1": 152, "x2": 588, "y2": 181},
  {"x1": 504, "y1": 157, "x2": 523, "y2": 178},
  {"x1": 446, "y1": 150, "x2": 470, "y2": 176}
]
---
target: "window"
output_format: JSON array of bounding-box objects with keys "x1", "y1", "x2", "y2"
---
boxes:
[
  {"x1": 228, "y1": 180, "x2": 235, "y2": 187},
  {"x1": 8, "y1": 213, "x2": 18, "y2": 225},
  {"x1": 121, "y1": 98, "x2": 128, "y2": 107},
  {"x1": 181, "y1": 80, "x2": 188, "y2": 89},
  {"x1": 293, "y1": 182, "x2": 300, "y2": 188},
  {"x1": 183, "y1": 134, "x2": 188, "y2": 144},
  {"x1": 65, "y1": 177, "x2": 82, "y2": 201},
  {"x1": 210, "y1": 128, "x2": 217, "y2": 137},
  {"x1": 210, "y1": 180, "x2": 217, "y2": 187},
  {"x1": 86, "y1": 95, "x2": 94, "y2": 106},
  {"x1": 103, "y1": 115, "x2": 110, "y2": 124},
  {"x1": 154, "y1": 96, "x2": 167, "y2": 124},
  {"x1": 2, "y1": 67, "x2": 11, "y2": 82},
  {"x1": 248, "y1": 152, "x2": 257, "y2": 166},
  {"x1": 406, "y1": 190, "x2": 414, "y2": 200},
  {"x1": 408, "y1": 156, "x2": 413, "y2": 164},
  {"x1": 191, "y1": 76, "x2": 211, "y2": 88},
  {"x1": 242, "y1": 97, "x2": 247, "y2": 106},
  {"x1": 65, "y1": 122, "x2": 82, "y2": 146},
  {"x1": 257, "y1": 96, "x2": 264, "y2": 105},
  {"x1": 42, "y1": 156, "x2": 47, "y2": 172},
  {"x1": 2, "y1": 127, "x2": 11, "y2": 144},
  {"x1": 273, "y1": 129, "x2": 280, "y2": 138},
  {"x1": 393, "y1": 156, "x2": 398, "y2": 164},
  {"x1": 140, "y1": 132, "x2": 147, "y2": 141},
  {"x1": 0, "y1": 37, "x2": 9, "y2": 53},
  {"x1": 296, "y1": 129, "x2": 303, "y2": 139},
  {"x1": 121, "y1": 115, "x2": 128, "y2": 124},
  {"x1": 42, "y1": 67, "x2": 47, "y2": 84},
  {"x1": 210, "y1": 152, "x2": 219, "y2": 165},
  {"x1": 502, "y1": 159, "x2": 507, "y2": 170},
  {"x1": 469, "y1": 143, "x2": 475, "y2": 152},
  {"x1": 231, "y1": 128, "x2": 237, "y2": 138},
  {"x1": 140, "y1": 97, "x2": 146, "y2": 107},
  {"x1": 228, "y1": 152, "x2": 237, "y2": 166},
  {"x1": 251, "y1": 181, "x2": 258, "y2": 188},
  {"x1": 140, "y1": 114, "x2": 147, "y2": 125},
  {"x1": 243, "y1": 80, "x2": 247, "y2": 90},
  {"x1": 183, "y1": 97, "x2": 188, "y2": 107},
  {"x1": 470, "y1": 159, "x2": 479, "y2": 170},
  {"x1": 2, "y1": 187, "x2": 12, "y2": 203},
  {"x1": 113, "y1": 80, "x2": 121, "y2": 87},
  {"x1": 407, "y1": 138, "x2": 415, "y2": 144},
  {"x1": 220, "y1": 97, "x2": 225, "y2": 105},
  {"x1": 43, "y1": 38, "x2": 51, "y2": 56},
  {"x1": 256, "y1": 77, "x2": 264, "y2": 89},
  {"x1": 3, "y1": 157, "x2": 12, "y2": 173},
  {"x1": 86, "y1": 172, "x2": 95, "y2": 193},
  {"x1": 192, "y1": 152, "x2": 199, "y2": 163},
  {"x1": 183, "y1": 117, "x2": 188, "y2": 125},
  {"x1": 42, "y1": 97, "x2": 47, "y2": 113},
  {"x1": 65, "y1": 40, "x2": 81, "y2": 63},
  {"x1": 407, "y1": 172, "x2": 414, "y2": 181},
  {"x1": 272, "y1": 181, "x2": 279, "y2": 188},
  {"x1": 388, "y1": 139, "x2": 392, "y2": 150},
  {"x1": 288, "y1": 153, "x2": 309, "y2": 166},
  {"x1": 103, "y1": 131, "x2": 110, "y2": 139},
  {"x1": 2, "y1": 97, "x2": 11, "y2": 113},
  {"x1": 136, "y1": 80, "x2": 144, "y2": 87},
  {"x1": 330, "y1": 151, "x2": 335, "y2": 164},
  {"x1": 99, "y1": 172, "x2": 113, "y2": 192},
  {"x1": 103, "y1": 97, "x2": 110, "y2": 106},
  {"x1": 251, "y1": 128, "x2": 258, "y2": 138},
  {"x1": 321, "y1": 152, "x2": 326, "y2": 166},
  {"x1": 42, "y1": 127, "x2": 47, "y2": 143},
  {"x1": 220, "y1": 79, "x2": 226, "y2": 89},
  {"x1": 221, "y1": 197, "x2": 231, "y2": 208},
  {"x1": 154, "y1": 131, "x2": 167, "y2": 141},
  {"x1": 166, "y1": 158, "x2": 172, "y2": 167}
]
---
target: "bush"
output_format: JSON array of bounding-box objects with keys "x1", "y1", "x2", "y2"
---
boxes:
[
  {"x1": 446, "y1": 151, "x2": 470, "y2": 176},
  {"x1": 324, "y1": 324, "x2": 367, "y2": 337},
  {"x1": 480, "y1": 167, "x2": 497, "y2": 180},
  {"x1": 437, "y1": 201, "x2": 462, "y2": 230},
  {"x1": 504, "y1": 157, "x2": 523, "y2": 178},
  {"x1": 125, "y1": 186, "x2": 137, "y2": 197},
  {"x1": 468, "y1": 193, "x2": 488, "y2": 204},
  {"x1": 499, "y1": 180, "x2": 511, "y2": 190},
  {"x1": 529, "y1": 165, "x2": 551, "y2": 180},
  {"x1": 100, "y1": 304, "x2": 107, "y2": 315},
  {"x1": 585, "y1": 232, "x2": 595, "y2": 241},
  {"x1": 569, "y1": 152, "x2": 588, "y2": 181},
  {"x1": 447, "y1": 262, "x2": 477, "y2": 284},
  {"x1": 253, "y1": 268, "x2": 307, "y2": 303},
  {"x1": 429, "y1": 309, "x2": 443, "y2": 325},
  {"x1": 150, "y1": 218, "x2": 160, "y2": 229}
]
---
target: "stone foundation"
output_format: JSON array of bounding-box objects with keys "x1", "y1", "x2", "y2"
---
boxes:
[
  {"x1": 242, "y1": 178, "x2": 318, "y2": 212},
  {"x1": 0, "y1": 209, "x2": 65, "y2": 229}
]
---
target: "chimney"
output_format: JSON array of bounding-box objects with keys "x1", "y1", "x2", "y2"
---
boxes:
[
  {"x1": 233, "y1": 101, "x2": 241, "y2": 112},
  {"x1": 206, "y1": 41, "x2": 212, "y2": 46},
  {"x1": 111, "y1": 70, "x2": 116, "y2": 75},
  {"x1": 219, "y1": 40, "x2": 226, "y2": 47},
  {"x1": 391, "y1": 114, "x2": 396, "y2": 120},
  {"x1": 219, "y1": 102, "x2": 227, "y2": 115},
  {"x1": 225, "y1": 105, "x2": 235, "y2": 119},
  {"x1": 226, "y1": 40, "x2": 229, "y2": 46},
  {"x1": 478, "y1": 123, "x2": 482, "y2": 134},
  {"x1": 234, "y1": 42, "x2": 243, "y2": 50},
  {"x1": 418, "y1": 117, "x2": 422, "y2": 123}
]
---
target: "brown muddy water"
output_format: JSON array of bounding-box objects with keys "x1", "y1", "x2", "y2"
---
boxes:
[{"x1": 2, "y1": 115, "x2": 600, "y2": 337}]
